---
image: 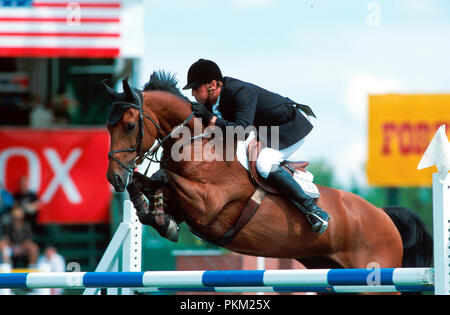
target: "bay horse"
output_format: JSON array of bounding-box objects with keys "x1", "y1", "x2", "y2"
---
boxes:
[{"x1": 104, "y1": 72, "x2": 432, "y2": 280}]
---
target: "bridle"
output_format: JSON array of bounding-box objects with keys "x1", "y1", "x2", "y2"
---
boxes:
[{"x1": 108, "y1": 94, "x2": 196, "y2": 176}]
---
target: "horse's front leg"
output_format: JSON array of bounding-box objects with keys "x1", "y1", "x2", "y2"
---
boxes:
[
  {"x1": 127, "y1": 170, "x2": 179, "y2": 242},
  {"x1": 133, "y1": 169, "x2": 169, "y2": 196}
]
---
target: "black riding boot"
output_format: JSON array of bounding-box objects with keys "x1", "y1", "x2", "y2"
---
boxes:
[{"x1": 267, "y1": 165, "x2": 330, "y2": 234}]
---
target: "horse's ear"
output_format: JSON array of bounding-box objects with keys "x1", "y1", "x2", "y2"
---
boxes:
[
  {"x1": 122, "y1": 76, "x2": 133, "y2": 99},
  {"x1": 102, "y1": 79, "x2": 119, "y2": 100}
]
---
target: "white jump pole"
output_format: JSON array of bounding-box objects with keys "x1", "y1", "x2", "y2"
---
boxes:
[
  {"x1": 82, "y1": 200, "x2": 141, "y2": 295},
  {"x1": 418, "y1": 125, "x2": 450, "y2": 295},
  {"x1": 432, "y1": 173, "x2": 450, "y2": 295}
]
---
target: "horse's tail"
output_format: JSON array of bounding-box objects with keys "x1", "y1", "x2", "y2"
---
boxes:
[{"x1": 383, "y1": 206, "x2": 433, "y2": 268}]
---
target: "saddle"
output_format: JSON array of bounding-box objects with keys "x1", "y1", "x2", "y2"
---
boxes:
[{"x1": 247, "y1": 138, "x2": 310, "y2": 194}]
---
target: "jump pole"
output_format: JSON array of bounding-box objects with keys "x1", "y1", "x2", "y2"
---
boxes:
[
  {"x1": 0, "y1": 268, "x2": 435, "y2": 292},
  {"x1": 418, "y1": 125, "x2": 450, "y2": 295},
  {"x1": 82, "y1": 200, "x2": 142, "y2": 295},
  {"x1": 432, "y1": 172, "x2": 450, "y2": 295}
]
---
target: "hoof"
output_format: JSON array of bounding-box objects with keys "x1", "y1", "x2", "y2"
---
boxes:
[
  {"x1": 137, "y1": 211, "x2": 179, "y2": 242},
  {"x1": 165, "y1": 219, "x2": 179, "y2": 242}
]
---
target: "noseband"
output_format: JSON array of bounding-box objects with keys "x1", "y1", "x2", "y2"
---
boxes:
[{"x1": 108, "y1": 95, "x2": 195, "y2": 175}]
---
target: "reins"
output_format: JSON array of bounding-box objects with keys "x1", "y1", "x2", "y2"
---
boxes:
[{"x1": 139, "y1": 111, "x2": 195, "y2": 171}]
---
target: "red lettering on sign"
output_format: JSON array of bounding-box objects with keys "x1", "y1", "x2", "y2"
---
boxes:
[
  {"x1": 415, "y1": 123, "x2": 430, "y2": 154},
  {"x1": 381, "y1": 122, "x2": 449, "y2": 156},
  {"x1": 382, "y1": 123, "x2": 396, "y2": 155},
  {"x1": 398, "y1": 123, "x2": 413, "y2": 154}
]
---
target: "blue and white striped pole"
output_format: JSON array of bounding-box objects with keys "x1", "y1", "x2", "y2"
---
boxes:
[{"x1": 0, "y1": 268, "x2": 434, "y2": 293}]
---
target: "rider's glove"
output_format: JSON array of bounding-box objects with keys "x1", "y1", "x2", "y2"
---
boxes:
[{"x1": 192, "y1": 102, "x2": 214, "y2": 125}]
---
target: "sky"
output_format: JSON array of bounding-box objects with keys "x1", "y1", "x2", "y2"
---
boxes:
[{"x1": 138, "y1": 0, "x2": 450, "y2": 188}]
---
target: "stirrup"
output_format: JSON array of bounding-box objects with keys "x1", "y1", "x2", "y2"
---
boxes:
[
  {"x1": 291, "y1": 200, "x2": 329, "y2": 234},
  {"x1": 307, "y1": 212, "x2": 329, "y2": 234}
]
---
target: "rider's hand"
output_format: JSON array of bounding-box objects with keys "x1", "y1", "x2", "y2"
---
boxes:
[{"x1": 192, "y1": 102, "x2": 214, "y2": 125}]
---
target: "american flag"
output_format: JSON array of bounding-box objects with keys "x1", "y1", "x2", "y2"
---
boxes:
[{"x1": 0, "y1": 0, "x2": 143, "y2": 58}]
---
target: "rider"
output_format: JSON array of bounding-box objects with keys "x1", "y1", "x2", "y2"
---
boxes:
[{"x1": 183, "y1": 58, "x2": 330, "y2": 233}]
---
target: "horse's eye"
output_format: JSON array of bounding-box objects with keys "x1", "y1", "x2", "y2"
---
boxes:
[{"x1": 127, "y1": 123, "x2": 136, "y2": 131}]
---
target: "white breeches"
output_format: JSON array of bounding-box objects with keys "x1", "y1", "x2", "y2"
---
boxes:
[{"x1": 256, "y1": 137, "x2": 306, "y2": 178}]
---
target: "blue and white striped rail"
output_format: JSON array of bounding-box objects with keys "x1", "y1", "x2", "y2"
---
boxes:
[
  {"x1": 138, "y1": 285, "x2": 434, "y2": 294},
  {"x1": 0, "y1": 268, "x2": 434, "y2": 293}
]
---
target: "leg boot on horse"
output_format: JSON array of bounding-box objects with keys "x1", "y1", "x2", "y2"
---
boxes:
[
  {"x1": 126, "y1": 173, "x2": 179, "y2": 242},
  {"x1": 267, "y1": 164, "x2": 330, "y2": 234}
]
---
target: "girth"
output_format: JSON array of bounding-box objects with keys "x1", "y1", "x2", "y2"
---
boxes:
[{"x1": 213, "y1": 187, "x2": 266, "y2": 247}]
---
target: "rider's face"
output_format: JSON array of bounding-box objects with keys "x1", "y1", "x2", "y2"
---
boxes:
[{"x1": 191, "y1": 84, "x2": 209, "y2": 104}]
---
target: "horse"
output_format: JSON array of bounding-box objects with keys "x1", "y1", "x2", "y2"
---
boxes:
[{"x1": 103, "y1": 72, "x2": 432, "y2": 283}]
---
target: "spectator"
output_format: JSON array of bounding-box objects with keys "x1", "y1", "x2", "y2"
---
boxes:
[
  {"x1": 51, "y1": 89, "x2": 79, "y2": 125},
  {"x1": 14, "y1": 176, "x2": 40, "y2": 227},
  {"x1": 37, "y1": 245, "x2": 66, "y2": 295},
  {"x1": 2, "y1": 206, "x2": 39, "y2": 267},
  {"x1": 37, "y1": 245, "x2": 66, "y2": 272},
  {"x1": 29, "y1": 95, "x2": 54, "y2": 127},
  {"x1": 0, "y1": 183, "x2": 14, "y2": 243},
  {"x1": 0, "y1": 238, "x2": 11, "y2": 265},
  {"x1": 0, "y1": 182, "x2": 14, "y2": 218}
]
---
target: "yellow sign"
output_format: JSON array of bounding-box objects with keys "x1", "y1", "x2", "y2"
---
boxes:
[{"x1": 367, "y1": 94, "x2": 450, "y2": 187}]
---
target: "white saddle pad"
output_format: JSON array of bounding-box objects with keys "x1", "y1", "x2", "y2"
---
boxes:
[{"x1": 236, "y1": 131, "x2": 320, "y2": 199}]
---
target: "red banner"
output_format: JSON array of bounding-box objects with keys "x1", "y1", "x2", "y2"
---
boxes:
[{"x1": 0, "y1": 128, "x2": 112, "y2": 224}]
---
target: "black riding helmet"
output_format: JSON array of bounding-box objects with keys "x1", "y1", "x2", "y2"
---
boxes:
[{"x1": 183, "y1": 59, "x2": 223, "y2": 90}]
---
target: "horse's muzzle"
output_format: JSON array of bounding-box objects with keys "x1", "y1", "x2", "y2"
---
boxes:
[{"x1": 108, "y1": 171, "x2": 129, "y2": 192}]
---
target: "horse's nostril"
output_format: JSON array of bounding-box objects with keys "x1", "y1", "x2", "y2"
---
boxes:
[{"x1": 115, "y1": 174, "x2": 124, "y2": 189}]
